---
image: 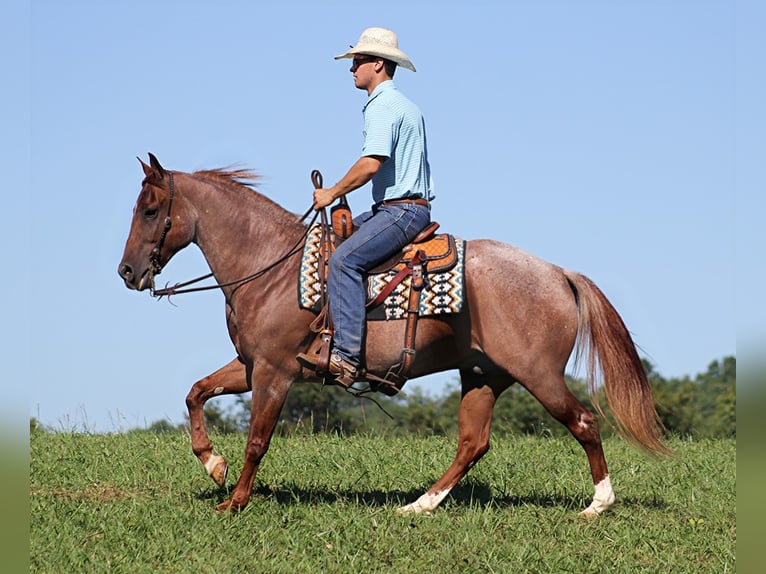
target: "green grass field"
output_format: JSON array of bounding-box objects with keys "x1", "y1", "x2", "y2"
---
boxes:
[{"x1": 30, "y1": 430, "x2": 735, "y2": 573}]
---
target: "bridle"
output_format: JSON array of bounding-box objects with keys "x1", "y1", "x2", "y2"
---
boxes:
[
  {"x1": 148, "y1": 171, "x2": 176, "y2": 278},
  {"x1": 146, "y1": 170, "x2": 320, "y2": 299}
]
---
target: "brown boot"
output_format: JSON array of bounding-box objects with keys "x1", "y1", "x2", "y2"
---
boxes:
[{"x1": 297, "y1": 352, "x2": 360, "y2": 389}]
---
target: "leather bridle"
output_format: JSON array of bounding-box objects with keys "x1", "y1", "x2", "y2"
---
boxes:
[{"x1": 148, "y1": 171, "x2": 176, "y2": 278}]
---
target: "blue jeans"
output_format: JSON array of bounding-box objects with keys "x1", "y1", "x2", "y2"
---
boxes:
[{"x1": 328, "y1": 202, "x2": 431, "y2": 366}]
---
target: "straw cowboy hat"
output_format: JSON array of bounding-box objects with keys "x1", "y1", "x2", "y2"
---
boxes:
[{"x1": 335, "y1": 27, "x2": 416, "y2": 72}]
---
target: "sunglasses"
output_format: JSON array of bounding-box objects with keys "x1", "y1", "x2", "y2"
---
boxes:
[{"x1": 351, "y1": 56, "x2": 378, "y2": 70}]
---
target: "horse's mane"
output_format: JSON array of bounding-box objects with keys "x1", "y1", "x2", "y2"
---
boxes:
[
  {"x1": 190, "y1": 167, "x2": 307, "y2": 225},
  {"x1": 192, "y1": 167, "x2": 260, "y2": 192}
]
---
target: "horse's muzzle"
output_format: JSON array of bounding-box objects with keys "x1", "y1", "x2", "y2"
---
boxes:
[{"x1": 118, "y1": 262, "x2": 152, "y2": 291}]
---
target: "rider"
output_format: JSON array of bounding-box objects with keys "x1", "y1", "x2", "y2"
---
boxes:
[{"x1": 298, "y1": 27, "x2": 433, "y2": 387}]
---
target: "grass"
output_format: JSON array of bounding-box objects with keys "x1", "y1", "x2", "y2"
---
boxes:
[{"x1": 30, "y1": 430, "x2": 735, "y2": 573}]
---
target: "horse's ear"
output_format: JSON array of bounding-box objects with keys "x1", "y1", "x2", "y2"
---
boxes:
[
  {"x1": 138, "y1": 156, "x2": 152, "y2": 177},
  {"x1": 148, "y1": 152, "x2": 166, "y2": 179}
]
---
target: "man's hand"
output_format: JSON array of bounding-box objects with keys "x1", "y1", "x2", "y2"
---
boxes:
[{"x1": 313, "y1": 188, "x2": 336, "y2": 210}]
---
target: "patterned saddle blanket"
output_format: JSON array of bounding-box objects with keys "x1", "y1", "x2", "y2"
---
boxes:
[{"x1": 298, "y1": 224, "x2": 465, "y2": 320}]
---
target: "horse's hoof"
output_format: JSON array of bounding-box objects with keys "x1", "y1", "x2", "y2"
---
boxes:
[
  {"x1": 215, "y1": 497, "x2": 247, "y2": 514},
  {"x1": 578, "y1": 507, "x2": 600, "y2": 518},
  {"x1": 579, "y1": 498, "x2": 613, "y2": 517},
  {"x1": 395, "y1": 503, "x2": 432, "y2": 516},
  {"x1": 214, "y1": 500, "x2": 232, "y2": 515},
  {"x1": 204, "y1": 454, "x2": 229, "y2": 487},
  {"x1": 395, "y1": 491, "x2": 446, "y2": 515}
]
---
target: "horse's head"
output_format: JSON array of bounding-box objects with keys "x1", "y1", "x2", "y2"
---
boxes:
[{"x1": 118, "y1": 153, "x2": 195, "y2": 291}]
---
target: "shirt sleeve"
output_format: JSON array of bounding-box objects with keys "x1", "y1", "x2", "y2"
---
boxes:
[{"x1": 362, "y1": 103, "x2": 398, "y2": 159}]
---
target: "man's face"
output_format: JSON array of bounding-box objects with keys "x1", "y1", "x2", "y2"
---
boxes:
[{"x1": 350, "y1": 56, "x2": 379, "y2": 91}]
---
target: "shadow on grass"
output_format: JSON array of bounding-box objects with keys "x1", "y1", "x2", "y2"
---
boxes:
[{"x1": 194, "y1": 481, "x2": 667, "y2": 512}]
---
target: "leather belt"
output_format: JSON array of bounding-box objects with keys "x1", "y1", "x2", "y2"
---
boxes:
[{"x1": 382, "y1": 197, "x2": 430, "y2": 207}]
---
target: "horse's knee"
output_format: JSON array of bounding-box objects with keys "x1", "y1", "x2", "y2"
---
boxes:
[
  {"x1": 474, "y1": 437, "x2": 491, "y2": 460},
  {"x1": 186, "y1": 377, "x2": 222, "y2": 409},
  {"x1": 185, "y1": 382, "x2": 204, "y2": 409},
  {"x1": 244, "y1": 438, "x2": 270, "y2": 465},
  {"x1": 571, "y1": 409, "x2": 601, "y2": 442},
  {"x1": 457, "y1": 436, "x2": 490, "y2": 466}
]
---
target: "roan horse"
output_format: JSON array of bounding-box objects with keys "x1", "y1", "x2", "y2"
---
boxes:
[{"x1": 118, "y1": 153, "x2": 668, "y2": 515}]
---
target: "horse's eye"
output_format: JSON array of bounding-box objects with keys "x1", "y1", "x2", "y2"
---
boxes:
[{"x1": 144, "y1": 207, "x2": 159, "y2": 219}]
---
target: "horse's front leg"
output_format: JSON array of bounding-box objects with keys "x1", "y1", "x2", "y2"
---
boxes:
[
  {"x1": 185, "y1": 358, "x2": 249, "y2": 487},
  {"x1": 216, "y1": 363, "x2": 292, "y2": 514}
]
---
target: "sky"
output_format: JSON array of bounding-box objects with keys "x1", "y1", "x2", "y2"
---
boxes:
[{"x1": 4, "y1": 0, "x2": 759, "y2": 433}]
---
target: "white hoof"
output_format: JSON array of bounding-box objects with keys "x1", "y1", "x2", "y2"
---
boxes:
[
  {"x1": 204, "y1": 454, "x2": 229, "y2": 487},
  {"x1": 396, "y1": 490, "x2": 449, "y2": 515},
  {"x1": 579, "y1": 476, "x2": 615, "y2": 517},
  {"x1": 579, "y1": 506, "x2": 601, "y2": 517},
  {"x1": 396, "y1": 502, "x2": 432, "y2": 516}
]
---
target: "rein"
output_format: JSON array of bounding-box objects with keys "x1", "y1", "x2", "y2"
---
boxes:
[{"x1": 149, "y1": 171, "x2": 320, "y2": 299}]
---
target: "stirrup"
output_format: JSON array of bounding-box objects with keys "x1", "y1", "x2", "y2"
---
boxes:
[
  {"x1": 366, "y1": 373, "x2": 403, "y2": 397},
  {"x1": 371, "y1": 381, "x2": 401, "y2": 397},
  {"x1": 327, "y1": 353, "x2": 359, "y2": 388},
  {"x1": 296, "y1": 329, "x2": 333, "y2": 374},
  {"x1": 296, "y1": 352, "x2": 322, "y2": 372}
]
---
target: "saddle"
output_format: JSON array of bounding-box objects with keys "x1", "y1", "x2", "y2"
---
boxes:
[
  {"x1": 366, "y1": 222, "x2": 458, "y2": 309},
  {"x1": 370, "y1": 222, "x2": 456, "y2": 273},
  {"x1": 301, "y1": 203, "x2": 459, "y2": 395}
]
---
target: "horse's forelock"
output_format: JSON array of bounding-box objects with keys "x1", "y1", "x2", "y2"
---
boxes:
[{"x1": 136, "y1": 178, "x2": 159, "y2": 206}]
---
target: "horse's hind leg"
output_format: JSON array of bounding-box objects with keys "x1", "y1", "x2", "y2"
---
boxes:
[
  {"x1": 185, "y1": 357, "x2": 249, "y2": 487},
  {"x1": 523, "y1": 369, "x2": 615, "y2": 516},
  {"x1": 398, "y1": 370, "x2": 510, "y2": 515}
]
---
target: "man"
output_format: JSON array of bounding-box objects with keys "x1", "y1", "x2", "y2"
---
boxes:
[{"x1": 298, "y1": 27, "x2": 433, "y2": 387}]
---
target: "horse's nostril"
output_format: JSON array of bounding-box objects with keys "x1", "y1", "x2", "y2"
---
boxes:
[{"x1": 119, "y1": 263, "x2": 134, "y2": 280}]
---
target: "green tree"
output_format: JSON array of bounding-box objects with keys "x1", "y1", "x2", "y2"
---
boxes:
[
  {"x1": 652, "y1": 356, "x2": 736, "y2": 438},
  {"x1": 394, "y1": 386, "x2": 451, "y2": 435},
  {"x1": 275, "y1": 383, "x2": 367, "y2": 434},
  {"x1": 696, "y1": 357, "x2": 736, "y2": 437}
]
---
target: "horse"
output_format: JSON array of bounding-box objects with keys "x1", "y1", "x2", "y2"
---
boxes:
[{"x1": 118, "y1": 153, "x2": 668, "y2": 515}]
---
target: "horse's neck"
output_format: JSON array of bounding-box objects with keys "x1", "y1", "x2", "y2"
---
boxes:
[{"x1": 183, "y1": 175, "x2": 304, "y2": 298}]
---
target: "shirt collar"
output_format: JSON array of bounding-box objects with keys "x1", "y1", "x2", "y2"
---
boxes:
[{"x1": 363, "y1": 80, "x2": 396, "y2": 111}]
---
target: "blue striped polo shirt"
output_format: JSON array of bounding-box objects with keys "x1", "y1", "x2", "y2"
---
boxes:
[{"x1": 361, "y1": 80, "x2": 433, "y2": 203}]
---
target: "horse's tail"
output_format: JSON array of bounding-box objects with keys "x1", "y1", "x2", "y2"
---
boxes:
[{"x1": 564, "y1": 270, "x2": 671, "y2": 456}]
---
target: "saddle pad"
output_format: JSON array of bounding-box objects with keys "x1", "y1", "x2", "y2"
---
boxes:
[{"x1": 298, "y1": 224, "x2": 465, "y2": 320}]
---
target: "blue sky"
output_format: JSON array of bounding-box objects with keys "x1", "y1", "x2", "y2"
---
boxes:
[{"x1": 5, "y1": 0, "x2": 757, "y2": 432}]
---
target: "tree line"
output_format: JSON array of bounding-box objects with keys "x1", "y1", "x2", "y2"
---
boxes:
[{"x1": 152, "y1": 356, "x2": 734, "y2": 440}]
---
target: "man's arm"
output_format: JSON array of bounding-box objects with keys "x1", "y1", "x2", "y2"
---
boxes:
[{"x1": 313, "y1": 155, "x2": 384, "y2": 209}]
